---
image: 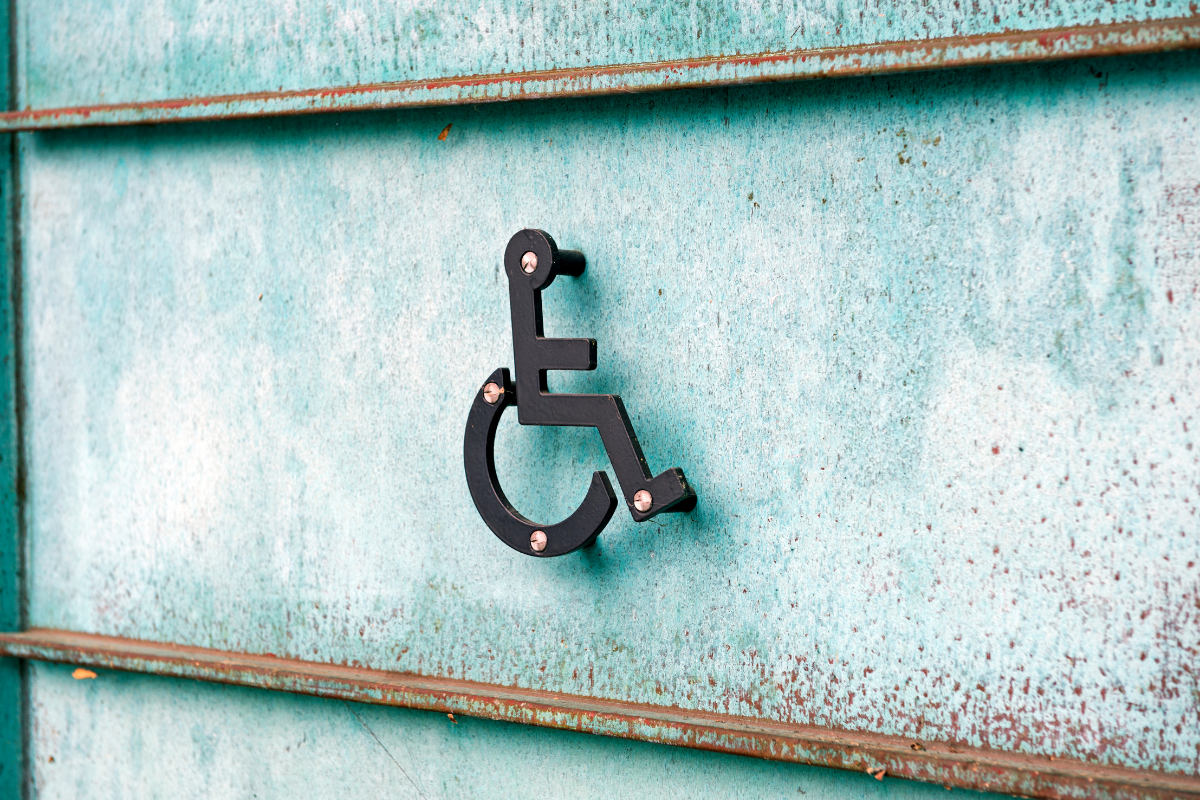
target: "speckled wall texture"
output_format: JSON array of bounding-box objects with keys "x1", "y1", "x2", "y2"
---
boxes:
[
  {"x1": 19, "y1": 50, "x2": 1200, "y2": 790},
  {"x1": 18, "y1": 0, "x2": 1198, "y2": 108},
  {"x1": 28, "y1": 662, "x2": 1014, "y2": 799}
]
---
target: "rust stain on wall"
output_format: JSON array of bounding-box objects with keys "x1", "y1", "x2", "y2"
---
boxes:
[
  {"x1": 3, "y1": 17, "x2": 1199, "y2": 130},
  {"x1": 4, "y1": 630, "x2": 1199, "y2": 800}
]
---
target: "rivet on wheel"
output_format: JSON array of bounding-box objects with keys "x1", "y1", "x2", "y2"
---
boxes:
[{"x1": 530, "y1": 530, "x2": 548, "y2": 552}]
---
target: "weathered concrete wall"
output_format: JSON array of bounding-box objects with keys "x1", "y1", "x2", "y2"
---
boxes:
[
  {"x1": 17, "y1": 0, "x2": 1199, "y2": 109},
  {"x1": 21, "y1": 52, "x2": 1200, "y2": 780},
  {"x1": 29, "y1": 661, "x2": 1009, "y2": 799}
]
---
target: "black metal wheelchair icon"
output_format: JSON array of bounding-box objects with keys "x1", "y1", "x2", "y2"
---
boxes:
[{"x1": 463, "y1": 229, "x2": 696, "y2": 557}]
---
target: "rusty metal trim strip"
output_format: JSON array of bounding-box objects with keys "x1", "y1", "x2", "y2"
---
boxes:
[
  {"x1": 3, "y1": 16, "x2": 1200, "y2": 131},
  {"x1": 2, "y1": 630, "x2": 1197, "y2": 799}
]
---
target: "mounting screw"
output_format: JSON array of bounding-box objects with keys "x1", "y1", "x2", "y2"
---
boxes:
[
  {"x1": 530, "y1": 530, "x2": 547, "y2": 552},
  {"x1": 521, "y1": 251, "x2": 538, "y2": 274},
  {"x1": 633, "y1": 490, "x2": 653, "y2": 513},
  {"x1": 482, "y1": 382, "x2": 502, "y2": 404}
]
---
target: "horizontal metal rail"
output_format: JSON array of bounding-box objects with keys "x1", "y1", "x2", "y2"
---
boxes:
[
  {"x1": 2, "y1": 16, "x2": 1198, "y2": 131},
  {"x1": 1, "y1": 629, "x2": 1197, "y2": 799}
]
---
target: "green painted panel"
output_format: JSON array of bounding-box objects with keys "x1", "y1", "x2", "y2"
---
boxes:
[
  {"x1": 20, "y1": 52, "x2": 1200, "y2": 782},
  {"x1": 0, "y1": 659, "x2": 19, "y2": 800},
  {"x1": 15, "y1": 0, "x2": 1200, "y2": 110},
  {"x1": 0, "y1": 1, "x2": 25, "y2": 795},
  {"x1": 27, "y1": 662, "x2": 1008, "y2": 799},
  {"x1": 0, "y1": 133, "x2": 22, "y2": 800}
]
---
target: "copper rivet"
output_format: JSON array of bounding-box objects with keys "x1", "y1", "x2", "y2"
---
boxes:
[
  {"x1": 633, "y1": 490, "x2": 653, "y2": 513},
  {"x1": 521, "y1": 251, "x2": 538, "y2": 274},
  {"x1": 482, "y1": 382, "x2": 502, "y2": 404},
  {"x1": 530, "y1": 530, "x2": 548, "y2": 552}
]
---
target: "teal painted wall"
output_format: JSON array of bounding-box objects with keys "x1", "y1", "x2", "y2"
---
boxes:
[
  {"x1": 19, "y1": 50, "x2": 1200, "y2": 788},
  {"x1": 0, "y1": 149, "x2": 21, "y2": 798},
  {"x1": 0, "y1": 0, "x2": 25, "y2": 795},
  {"x1": 27, "y1": 662, "x2": 1010, "y2": 799},
  {"x1": 15, "y1": 0, "x2": 1200, "y2": 109},
  {"x1": 0, "y1": 146, "x2": 22, "y2": 793}
]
